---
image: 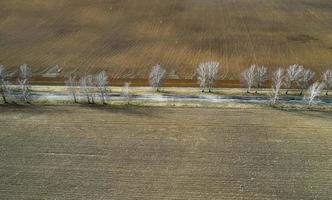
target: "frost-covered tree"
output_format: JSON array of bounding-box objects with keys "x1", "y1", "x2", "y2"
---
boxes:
[
  {"x1": 304, "y1": 82, "x2": 324, "y2": 106},
  {"x1": 79, "y1": 75, "x2": 95, "y2": 104},
  {"x1": 149, "y1": 64, "x2": 166, "y2": 92},
  {"x1": 197, "y1": 61, "x2": 220, "y2": 93},
  {"x1": 255, "y1": 65, "x2": 268, "y2": 93},
  {"x1": 298, "y1": 68, "x2": 315, "y2": 95},
  {"x1": 284, "y1": 64, "x2": 304, "y2": 95},
  {"x1": 79, "y1": 76, "x2": 88, "y2": 103},
  {"x1": 86, "y1": 75, "x2": 95, "y2": 104},
  {"x1": 122, "y1": 82, "x2": 131, "y2": 104},
  {"x1": 94, "y1": 71, "x2": 108, "y2": 104},
  {"x1": 207, "y1": 62, "x2": 220, "y2": 92},
  {"x1": 242, "y1": 64, "x2": 257, "y2": 93},
  {"x1": 270, "y1": 68, "x2": 285, "y2": 104},
  {"x1": 18, "y1": 64, "x2": 32, "y2": 103},
  {"x1": 197, "y1": 64, "x2": 207, "y2": 92},
  {"x1": 0, "y1": 65, "x2": 10, "y2": 103},
  {"x1": 322, "y1": 69, "x2": 332, "y2": 95},
  {"x1": 65, "y1": 74, "x2": 78, "y2": 103}
]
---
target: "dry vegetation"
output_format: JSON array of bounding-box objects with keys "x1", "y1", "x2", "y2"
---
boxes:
[
  {"x1": 0, "y1": 105, "x2": 331, "y2": 199},
  {"x1": 1, "y1": 0, "x2": 332, "y2": 79}
]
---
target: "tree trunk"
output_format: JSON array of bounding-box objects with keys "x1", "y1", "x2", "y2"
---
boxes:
[
  {"x1": 23, "y1": 91, "x2": 28, "y2": 103},
  {"x1": 1, "y1": 94, "x2": 7, "y2": 104},
  {"x1": 24, "y1": 93, "x2": 30, "y2": 104},
  {"x1": 91, "y1": 96, "x2": 95, "y2": 104},
  {"x1": 101, "y1": 91, "x2": 106, "y2": 105},
  {"x1": 73, "y1": 92, "x2": 77, "y2": 103},
  {"x1": 87, "y1": 95, "x2": 91, "y2": 104}
]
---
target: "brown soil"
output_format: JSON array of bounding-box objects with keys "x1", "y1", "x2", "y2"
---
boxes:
[
  {"x1": 1, "y1": 0, "x2": 332, "y2": 78},
  {"x1": 0, "y1": 105, "x2": 331, "y2": 199}
]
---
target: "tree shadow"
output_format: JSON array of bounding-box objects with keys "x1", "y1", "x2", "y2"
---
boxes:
[
  {"x1": 155, "y1": 90, "x2": 172, "y2": 95},
  {"x1": 76, "y1": 103, "x2": 165, "y2": 118},
  {"x1": 268, "y1": 104, "x2": 332, "y2": 119},
  {"x1": 0, "y1": 103, "x2": 170, "y2": 118},
  {"x1": 0, "y1": 104, "x2": 73, "y2": 115}
]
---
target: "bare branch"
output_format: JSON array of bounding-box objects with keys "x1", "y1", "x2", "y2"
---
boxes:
[
  {"x1": 297, "y1": 68, "x2": 315, "y2": 95},
  {"x1": 18, "y1": 64, "x2": 32, "y2": 103},
  {"x1": 19, "y1": 64, "x2": 32, "y2": 80},
  {"x1": 197, "y1": 64, "x2": 207, "y2": 92},
  {"x1": 255, "y1": 65, "x2": 268, "y2": 93},
  {"x1": 65, "y1": 75, "x2": 78, "y2": 103},
  {"x1": 94, "y1": 71, "x2": 109, "y2": 104},
  {"x1": 241, "y1": 64, "x2": 256, "y2": 93},
  {"x1": 304, "y1": 82, "x2": 324, "y2": 106},
  {"x1": 122, "y1": 82, "x2": 131, "y2": 104},
  {"x1": 149, "y1": 64, "x2": 166, "y2": 92},
  {"x1": 197, "y1": 61, "x2": 220, "y2": 93},
  {"x1": 284, "y1": 64, "x2": 304, "y2": 95},
  {"x1": 79, "y1": 75, "x2": 92, "y2": 104},
  {"x1": 322, "y1": 69, "x2": 332, "y2": 95},
  {"x1": 270, "y1": 68, "x2": 285, "y2": 104},
  {"x1": 0, "y1": 65, "x2": 10, "y2": 103}
]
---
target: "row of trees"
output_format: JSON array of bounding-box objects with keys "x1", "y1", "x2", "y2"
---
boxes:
[
  {"x1": 150, "y1": 63, "x2": 332, "y2": 95},
  {"x1": 65, "y1": 71, "x2": 109, "y2": 104},
  {"x1": 0, "y1": 63, "x2": 331, "y2": 105},
  {"x1": 66, "y1": 71, "x2": 135, "y2": 104},
  {"x1": 242, "y1": 64, "x2": 332, "y2": 105},
  {"x1": 0, "y1": 64, "x2": 129, "y2": 105},
  {"x1": 242, "y1": 64, "x2": 332, "y2": 96},
  {"x1": 149, "y1": 63, "x2": 332, "y2": 105},
  {"x1": 149, "y1": 62, "x2": 221, "y2": 93}
]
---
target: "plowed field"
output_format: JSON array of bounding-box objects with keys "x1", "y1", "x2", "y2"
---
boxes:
[{"x1": 0, "y1": 105, "x2": 331, "y2": 199}]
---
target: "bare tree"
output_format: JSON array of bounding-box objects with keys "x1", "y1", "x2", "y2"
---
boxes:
[
  {"x1": 197, "y1": 61, "x2": 220, "y2": 93},
  {"x1": 298, "y1": 68, "x2": 315, "y2": 95},
  {"x1": 255, "y1": 65, "x2": 268, "y2": 93},
  {"x1": 0, "y1": 65, "x2": 10, "y2": 103},
  {"x1": 86, "y1": 75, "x2": 96, "y2": 104},
  {"x1": 270, "y1": 68, "x2": 285, "y2": 104},
  {"x1": 322, "y1": 69, "x2": 332, "y2": 95},
  {"x1": 207, "y1": 62, "x2": 220, "y2": 92},
  {"x1": 65, "y1": 74, "x2": 78, "y2": 103},
  {"x1": 18, "y1": 64, "x2": 32, "y2": 103},
  {"x1": 284, "y1": 64, "x2": 304, "y2": 95},
  {"x1": 304, "y1": 82, "x2": 324, "y2": 106},
  {"x1": 149, "y1": 64, "x2": 166, "y2": 92},
  {"x1": 94, "y1": 71, "x2": 109, "y2": 104},
  {"x1": 197, "y1": 64, "x2": 207, "y2": 92},
  {"x1": 122, "y1": 82, "x2": 131, "y2": 104},
  {"x1": 79, "y1": 75, "x2": 94, "y2": 104},
  {"x1": 242, "y1": 64, "x2": 256, "y2": 93}
]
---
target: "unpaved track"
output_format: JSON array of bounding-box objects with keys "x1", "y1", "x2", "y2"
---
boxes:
[{"x1": 0, "y1": 106, "x2": 331, "y2": 199}]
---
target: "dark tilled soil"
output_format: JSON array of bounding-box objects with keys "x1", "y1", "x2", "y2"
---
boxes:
[{"x1": 0, "y1": 105, "x2": 331, "y2": 199}]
